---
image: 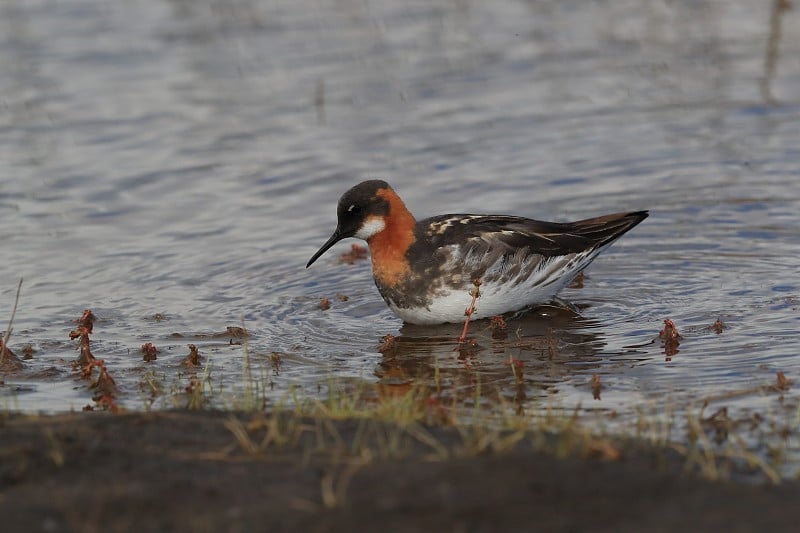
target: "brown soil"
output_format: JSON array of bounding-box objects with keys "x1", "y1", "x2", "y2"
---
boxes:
[{"x1": 1, "y1": 411, "x2": 799, "y2": 532}]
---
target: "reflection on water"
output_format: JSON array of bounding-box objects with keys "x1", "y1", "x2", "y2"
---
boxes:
[
  {"x1": 375, "y1": 306, "x2": 605, "y2": 410},
  {"x1": 761, "y1": 0, "x2": 792, "y2": 104},
  {"x1": 1, "y1": 0, "x2": 800, "y2": 476}
]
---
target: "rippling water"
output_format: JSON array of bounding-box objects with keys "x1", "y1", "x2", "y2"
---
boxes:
[{"x1": 1, "y1": 0, "x2": 799, "y2": 474}]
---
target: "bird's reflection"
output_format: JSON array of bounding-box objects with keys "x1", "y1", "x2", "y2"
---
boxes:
[{"x1": 373, "y1": 304, "x2": 608, "y2": 413}]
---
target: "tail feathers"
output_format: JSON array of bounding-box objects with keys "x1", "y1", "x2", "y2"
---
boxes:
[
  {"x1": 572, "y1": 210, "x2": 649, "y2": 249},
  {"x1": 532, "y1": 210, "x2": 648, "y2": 255}
]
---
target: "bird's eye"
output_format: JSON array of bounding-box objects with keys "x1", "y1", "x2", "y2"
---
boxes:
[{"x1": 348, "y1": 204, "x2": 361, "y2": 214}]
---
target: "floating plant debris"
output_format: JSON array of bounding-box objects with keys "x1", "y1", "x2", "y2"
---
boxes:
[{"x1": 338, "y1": 243, "x2": 368, "y2": 264}]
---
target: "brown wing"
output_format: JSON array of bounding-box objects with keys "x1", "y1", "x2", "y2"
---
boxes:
[{"x1": 418, "y1": 211, "x2": 648, "y2": 257}]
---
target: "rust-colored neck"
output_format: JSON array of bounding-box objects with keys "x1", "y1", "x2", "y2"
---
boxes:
[{"x1": 367, "y1": 187, "x2": 416, "y2": 286}]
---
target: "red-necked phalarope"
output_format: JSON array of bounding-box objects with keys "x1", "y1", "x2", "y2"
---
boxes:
[{"x1": 307, "y1": 180, "x2": 648, "y2": 325}]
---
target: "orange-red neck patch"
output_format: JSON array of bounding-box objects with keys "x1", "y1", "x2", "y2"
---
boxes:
[{"x1": 367, "y1": 187, "x2": 416, "y2": 287}]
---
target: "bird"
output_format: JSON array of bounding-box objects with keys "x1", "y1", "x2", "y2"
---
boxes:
[{"x1": 306, "y1": 180, "x2": 648, "y2": 325}]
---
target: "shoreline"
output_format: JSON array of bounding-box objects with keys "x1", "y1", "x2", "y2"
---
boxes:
[{"x1": 2, "y1": 410, "x2": 799, "y2": 531}]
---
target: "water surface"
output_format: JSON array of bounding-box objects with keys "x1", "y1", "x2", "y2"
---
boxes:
[{"x1": 1, "y1": 0, "x2": 799, "y2": 476}]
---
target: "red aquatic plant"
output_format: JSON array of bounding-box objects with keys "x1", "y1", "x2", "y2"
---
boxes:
[
  {"x1": 69, "y1": 309, "x2": 96, "y2": 366},
  {"x1": 488, "y1": 315, "x2": 508, "y2": 339},
  {"x1": 659, "y1": 319, "x2": 681, "y2": 358},
  {"x1": 181, "y1": 344, "x2": 201, "y2": 367},
  {"x1": 75, "y1": 309, "x2": 95, "y2": 333},
  {"x1": 89, "y1": 362, "x2": 117, "y2": 396},
  {"x1": 94, "y1": 393, "x2": 121, "y2": 413},
  {"x1": 659, "y1": 319, "x2": 681, "y2": 341},
  {"x1": 591, "y1": 374, "x2": 602, "y2": 400},
  {"x1": 510, "y1": 356, "x2": 524, "y2": 385},
  {"x1": 141, "y1": 342, "x2": 158, "y2": 362},
  {"x1": 68, "y1": 309, "x2": 120, "y2": 411},
  {"x1": 377, "y1": 334, "x2": 397, "y2": 355}
]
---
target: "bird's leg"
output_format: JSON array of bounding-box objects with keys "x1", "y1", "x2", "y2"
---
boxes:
[{"x1": 456, "y1": 279, "x2": 482, "y2": 347}]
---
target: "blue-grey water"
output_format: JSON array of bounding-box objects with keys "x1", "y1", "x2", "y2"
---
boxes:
[{"x1": 1, "y1": 0, "x2": 799, "y2": 476}]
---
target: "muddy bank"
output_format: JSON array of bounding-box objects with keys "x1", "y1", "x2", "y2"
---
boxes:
[{"x1": 1, "y1": 411, "x2": 799, "y2": 532}]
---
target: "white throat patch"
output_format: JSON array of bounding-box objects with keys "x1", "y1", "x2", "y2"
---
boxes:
[{"x1": 354, "y1": 217, "x2": 386, "y2": 240}]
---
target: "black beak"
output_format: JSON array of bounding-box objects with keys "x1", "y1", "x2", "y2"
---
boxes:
[{"x1": 306, "y1": 229, "x2": 345, "y2": 268}]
